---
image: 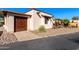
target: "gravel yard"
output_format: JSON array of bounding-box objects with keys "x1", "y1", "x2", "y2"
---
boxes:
[{"x1": 0, "y1": 27, "x2": 17, "y2": 45}]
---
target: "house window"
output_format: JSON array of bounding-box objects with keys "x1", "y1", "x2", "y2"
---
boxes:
[{"x1": 44, "y1": 16, "x2": 50, "y2": 24}]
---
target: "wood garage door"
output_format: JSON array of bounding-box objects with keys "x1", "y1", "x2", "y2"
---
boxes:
[{"x1": 14, "y1": 16, "x2": 27, "y2": 32}]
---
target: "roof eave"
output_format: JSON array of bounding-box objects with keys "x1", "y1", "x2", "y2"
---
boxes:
[{"x1": 0, "y1": 10, "x2": 32, "y2": 17}]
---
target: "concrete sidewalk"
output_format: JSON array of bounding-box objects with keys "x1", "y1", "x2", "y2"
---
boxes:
[{"x1": 14, "y1": 31, "x2": 39, "y2": 41}]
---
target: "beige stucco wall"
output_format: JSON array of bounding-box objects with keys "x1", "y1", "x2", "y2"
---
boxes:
[
  {"x1": 4, "y1": 14, "x2": 14, "y2": 32},
  {"x1": 43, "y1": 17, "x2": 53, "y2": 29},
  {"x1": 27, "y1": 16, "x2": 34, "y2": 31},
  {"x1": 26, "y1": 10, "x2": 41, "y2": 31},
  {"x1": 26, "y1": 9, "x2": 53, "y2": 31}
]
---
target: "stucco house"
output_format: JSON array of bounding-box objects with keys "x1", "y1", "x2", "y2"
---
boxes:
[
  {"x1": 0, "y1": 8, "x2": 54, "y2": 32},
  {"x1": 70, "y1": 20, "x2": 79, "y2": 27}
]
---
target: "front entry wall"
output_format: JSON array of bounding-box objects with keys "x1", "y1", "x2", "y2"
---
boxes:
[
  {"x1": 4, "y1": 15, "x2": 14, "y2": 32},
  {"x1": 14, "y1": 16, "x2": 27, "y2": 32}
]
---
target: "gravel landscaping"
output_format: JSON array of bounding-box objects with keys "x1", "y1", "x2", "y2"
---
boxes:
[
  {"x1": 33, "y1": 27, "x2": 79, "y2": 37},
  {"x1": 0, "y1": 27, "x2": 17, "y2": 45}
]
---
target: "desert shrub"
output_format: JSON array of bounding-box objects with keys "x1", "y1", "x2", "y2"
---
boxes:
[{"x1": 38, "y1": 25, "x2": 46, "y2": 32}]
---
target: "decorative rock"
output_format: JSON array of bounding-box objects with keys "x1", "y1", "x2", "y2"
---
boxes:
[{"x1": 0, "y1": 31, "x2": 17, "y2": 45}]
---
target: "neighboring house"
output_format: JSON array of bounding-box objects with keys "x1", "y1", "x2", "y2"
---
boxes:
[
  {"x1": 70, "y1": 20, "x2": 79, "y2": 27},
  {"x1": 0, "y1": 8, "x2": 54, "y2": 32}
]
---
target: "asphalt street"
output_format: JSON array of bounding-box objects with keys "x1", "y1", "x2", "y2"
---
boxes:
[{"x1": 1, "y1": 32, "x2": 79, "y2": 50}]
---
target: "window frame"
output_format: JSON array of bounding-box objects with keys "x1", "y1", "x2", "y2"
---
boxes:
[{"x1": 44, "y1": 16, "x2": 50, "y2": 24}]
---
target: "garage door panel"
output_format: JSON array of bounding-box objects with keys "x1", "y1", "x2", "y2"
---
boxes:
[{"x1": 14, "y1": 16, "x2": 27, "y2": 32}]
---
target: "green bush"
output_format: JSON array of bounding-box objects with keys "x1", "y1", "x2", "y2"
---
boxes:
[
  {"x1": 62, "y1": 19, "x2": 70, "y2": 27},
  {"x1": 38, "y1": 25, "x2": 46, "y2": 32}
]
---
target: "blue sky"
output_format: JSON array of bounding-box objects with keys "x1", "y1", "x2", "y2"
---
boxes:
[{"x1": 0, "y1": 8, "x2": 79, "y2": 20}]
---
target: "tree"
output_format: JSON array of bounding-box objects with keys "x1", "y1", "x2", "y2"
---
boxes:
[
  {"x1": 55, "y1": 18, "x2": 63, "y2": 24},
  {"x1": 55, "y1": 18, "x2": 62, "y2": 21},
  {"x1": 62, "y1": 19, "x2": 69, "y2": 27},
  {"x1": 72, "y1": 16, "x2": 79, "y2": 20},
  {"x1": 54, "y1": 18, "x2": 63, "y2": 28}
]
